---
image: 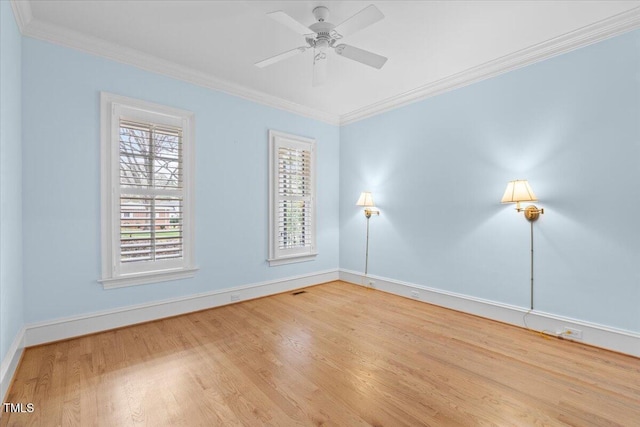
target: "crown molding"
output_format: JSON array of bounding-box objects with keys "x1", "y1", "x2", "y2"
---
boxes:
[
  {"x1": 15, "y1": 11, "x2": 340, "y2": 126},
  {"x1": 10, "y1": 0, "x2": 32, "y2": 32},
  {"x1": 10, "y1": 1, "x2": 640, "y2": 127},
  {"x1": 340, "y1": 6, "x2": 640, "y2": 125}
]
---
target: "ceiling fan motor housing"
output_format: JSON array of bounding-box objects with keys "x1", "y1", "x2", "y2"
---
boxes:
[
  {"x1": 308, "y1": 19, "x2": 336, "y2": 50},
  {"x1": 309, "y1": 22, "x2": 335, "y2": 36}
]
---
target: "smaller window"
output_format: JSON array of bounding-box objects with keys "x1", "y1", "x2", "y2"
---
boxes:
[{"x1": 268, "y1": 130, "x2": 317, "y2": 266}]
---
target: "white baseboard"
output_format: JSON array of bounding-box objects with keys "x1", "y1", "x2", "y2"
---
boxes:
[
  {"x1": 24, "y1": 269, "x2": 339, "y2": 347},
  {"x1": 1, "y1": 327, "x2": 25, "y2": 401},
  {"x1": 339, "y1": 269, "x2": 640, "y2": 358},
  {"x1": 4, "y1": 267, "x2": 636, "y2": 396},
  {"x1": 2, "y1": 270, "x2": 337, "y2": 396}
]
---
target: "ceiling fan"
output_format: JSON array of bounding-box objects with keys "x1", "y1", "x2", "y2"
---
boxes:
[{"x1": 255, "y1": 4, "x2": 387, "y2": 86}]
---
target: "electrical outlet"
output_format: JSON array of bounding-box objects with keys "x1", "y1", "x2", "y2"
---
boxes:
[
  {"x1": 410, "y1": 291, "x2": 420, "y2": 299},
  {"x1": 230, "y1": 294, "x2": 240, "y2": 302},
  {"x1": 559, "y1": 327, "x2": 582, "y2": 340}
]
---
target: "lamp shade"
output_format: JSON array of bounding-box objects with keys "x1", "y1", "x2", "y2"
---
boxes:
[
  {"x1": 356, "y1": 191, "x2": 375, "y2": 207},
  {"x1": 501, "y1": 180, "x2": 538, "y2": 203}
]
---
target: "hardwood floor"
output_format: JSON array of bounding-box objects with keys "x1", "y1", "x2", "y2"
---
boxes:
[{"x1": 2, "y1": 281, "x2": 639, "y2": 426}]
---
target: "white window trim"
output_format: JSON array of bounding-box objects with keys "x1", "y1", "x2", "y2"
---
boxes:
[
  {"x1": 268, "y1": 130, "x2": 317, "y2": 266},
  {"x1": 100, "y1": 92, "x2": 197, "y2": 289}
]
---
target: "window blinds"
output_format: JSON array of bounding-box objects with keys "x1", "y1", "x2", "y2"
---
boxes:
[{"x1": 119, "y1": 120, "x2": 183, "y2": 263}]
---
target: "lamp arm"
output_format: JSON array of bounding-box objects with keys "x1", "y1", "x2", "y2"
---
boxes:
[{"x1": 364, "y1": 208, "x2": 380, "y2": 218}]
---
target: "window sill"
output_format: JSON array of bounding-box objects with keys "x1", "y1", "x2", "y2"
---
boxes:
[
  {"x1": 99, "y1": 266, "x2": 199, "y2": 289},
  {"x1": 268, "y1": 253, "x2": 318, "y2": 267}
]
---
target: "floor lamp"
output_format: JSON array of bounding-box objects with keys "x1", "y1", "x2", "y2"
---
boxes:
[
  {"x1": 501, "y1": 180, "x2": 544, "y2": 310},
  {"x1": 356, "y1": 191, "x2": 379, "y2": 276}
]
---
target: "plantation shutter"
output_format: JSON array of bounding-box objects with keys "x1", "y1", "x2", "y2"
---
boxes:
[
  {"x1": 119, "y1": 119, "x2": 184, "y2": 265},
  {"x1": 278, "y1": 145, "x2": 313, "y2": 250},
  {"x1": 268, "y1": 130, "x2": 317, "y2": 265}
]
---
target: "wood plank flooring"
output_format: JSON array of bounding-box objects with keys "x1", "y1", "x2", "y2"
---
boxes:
[{"x1": 2, "y1": 281, "x2": 639, "y2": 426}]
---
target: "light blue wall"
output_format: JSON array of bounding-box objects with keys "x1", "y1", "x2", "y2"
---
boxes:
[
  {"x1": 0, "y1": 0, "x2": 24, "y2": 363},
  {"x1": 21, "y1": 38, "x2": 340, "y2": 323},
  {"x1": 340, "y1": 29, "x2": 640, "y2": 333},
  {"x1": 9, "y1": 15, "x2": 640, "y2": 338}
]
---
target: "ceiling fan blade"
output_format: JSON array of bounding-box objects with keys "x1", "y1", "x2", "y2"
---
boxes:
[
  {"x1": 255, "y1": 46, "x2": 308, "y2": 68},
  {"x1": 334, "y1": 44, "x2": 387, "y2": 69},
  {"x1": 267, "y1": 11, "x2": 313, "y2": 35},
  {"x1": 333, "y1": 5, "x2": 384, "y2": 38},
  {"x1": 312, "y1": 50, "x2": 327, "y2": 87}
]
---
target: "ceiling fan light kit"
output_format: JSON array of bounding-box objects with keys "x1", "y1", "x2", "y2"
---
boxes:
[{"x1": 256, "y1": 4, "x2": 388, "y2": 86}]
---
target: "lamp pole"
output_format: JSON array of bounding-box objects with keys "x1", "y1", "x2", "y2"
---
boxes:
[
  {"x1": 364, "y1": 211, "x2": 371, "y2": 275},
  {"x1": 530, "y1": 221, "x2": 534, "y2": 310}
]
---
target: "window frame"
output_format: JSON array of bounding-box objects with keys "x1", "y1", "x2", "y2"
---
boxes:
[
  {"x1": 100, "y1": 92, "x2": 197, "y2": 289},
  {"x1": 268, "y1": 130, "x2": 317, "y2": 266}
]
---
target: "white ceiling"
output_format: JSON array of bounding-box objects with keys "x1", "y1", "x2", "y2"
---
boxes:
[{"x1": 12, "y1": 1, "x2": 640, "y2": 124}]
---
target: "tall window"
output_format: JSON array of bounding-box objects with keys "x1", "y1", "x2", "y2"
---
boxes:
[
  {"x1": 268, "y1": 130, "x2": 317, "y2": 266},
  {"x1": 100, "y1": 93, "x2": 196, "y2": 288}
]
